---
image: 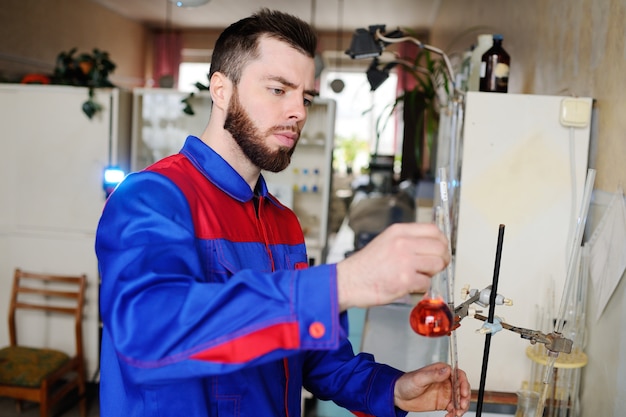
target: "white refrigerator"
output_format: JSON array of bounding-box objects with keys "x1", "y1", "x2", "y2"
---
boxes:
[
  {"x1": 0, "y1": 84, "x2": 132, "y2": 381},
  {"x1": 450, "y1": 91, "x2": 593, "y2": 394}
]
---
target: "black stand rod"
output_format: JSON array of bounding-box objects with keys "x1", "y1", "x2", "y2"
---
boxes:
[{"x1": 476, "y1": 224, "x2": 506, "y2": 417}]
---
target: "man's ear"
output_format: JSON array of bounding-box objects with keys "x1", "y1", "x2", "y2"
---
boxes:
[{"x1": 209, "y1": 72, "x2": 232, "y2": 111}]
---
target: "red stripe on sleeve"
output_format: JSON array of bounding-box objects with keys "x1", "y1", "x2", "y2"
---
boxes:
[{"x1": 190, "y1": 322, "x2": 300, "y2": 363}]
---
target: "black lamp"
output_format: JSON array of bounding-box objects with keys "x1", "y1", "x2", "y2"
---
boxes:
[
  {"x1": 345, "y1": 26, "x2": 385, "y2": 59},
  {"x1": 346, "y1": 24, "x2": 456, "y2": 93},
  {"x1": 345, "y1": 25, "x2": 407, "y2": 59},
  {"x1": 366, "y1": 58, "x2": 399, "y2": 91}
]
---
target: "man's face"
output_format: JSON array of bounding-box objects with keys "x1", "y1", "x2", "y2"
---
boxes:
[
  {"x1": 223, "y1": 36, "x2": 316, "y2": 173},
  {"x1": 224, "y1": 85, "x2": 294, "y2": 172}
]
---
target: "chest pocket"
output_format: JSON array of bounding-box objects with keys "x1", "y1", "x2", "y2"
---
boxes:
[
  {"x1": 200, "y1": 239, "x2": 308, "y2": 282},
  {"x1": 200, "y1": 240, "x2": 270, "y2": 282},
  {"x1": 281, "y1": 250, "x2": 309, "y2": 270}
]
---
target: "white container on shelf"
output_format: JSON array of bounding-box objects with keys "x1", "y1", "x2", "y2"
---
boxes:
[{"x1": 467, "y1": 34, "x2": 493, "y2": 91}]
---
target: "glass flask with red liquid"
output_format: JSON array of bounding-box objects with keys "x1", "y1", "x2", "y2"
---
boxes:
[
  {"x1": 409, "y1": 205, "x2": 454, "y2": 337},
  {"x1": 410, "y1": 294, "x2": 453, "y2": 337}
]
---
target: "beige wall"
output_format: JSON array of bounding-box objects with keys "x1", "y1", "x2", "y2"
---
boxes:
[
  {"x1": 0, "y1": 0, "x2": 386, "y2": 88},
  {"x1": 0, "y1": 0, "x2": 148, "y2": 87},
  {"x1": 430, "y1": 0, "x2": 625, "y2": 193}
]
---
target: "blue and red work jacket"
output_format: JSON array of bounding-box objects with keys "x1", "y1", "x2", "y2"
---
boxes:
[{"x1": 95, "y1": 136, "x2": 406, "y2": 417}]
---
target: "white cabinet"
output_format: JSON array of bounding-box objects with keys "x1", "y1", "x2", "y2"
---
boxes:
[
  {"x1": 0, "y1": 84, "x2": 131, "y2": 380},
  {"x1": 130, "y1": 88, "x2": 212, "y2": 171},
  {"x1": 265, "y1": 98, "x2": 336, "y2": 265}
]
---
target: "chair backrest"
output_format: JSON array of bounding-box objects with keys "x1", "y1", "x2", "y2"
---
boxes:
[{"x1": 8, "y1": 268, "x2": 86, "y2": 358}]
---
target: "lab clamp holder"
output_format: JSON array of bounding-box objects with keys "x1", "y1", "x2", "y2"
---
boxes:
[
  {"x1": 452, "y1": 285, "x2": 574, "y2": 356},
  {"x1": 450, "y1": 283, "x2": 576, "y2": 417}
]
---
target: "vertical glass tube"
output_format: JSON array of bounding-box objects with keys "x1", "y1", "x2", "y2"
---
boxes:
[
  {"x1": 534, "y1": 169, "x2": 595, "y2": 417},
  {"x1": 554, "y1": 169, "x2": 595, "y2": 334},
  {"x1": 409, "y1": 205, "x2": 453, "y2": 337}
]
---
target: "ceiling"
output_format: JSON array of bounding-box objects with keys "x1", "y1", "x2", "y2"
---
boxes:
[{"x1": 92, "y1": 0, "x2": 442, "y2": 33}]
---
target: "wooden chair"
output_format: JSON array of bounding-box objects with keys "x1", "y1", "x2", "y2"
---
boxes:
[{"x1": 0, "y1": 268, "x2": 87, "y2": 417}]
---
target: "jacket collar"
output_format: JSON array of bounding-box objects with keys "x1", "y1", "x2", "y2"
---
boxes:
[{"x1": 179, "y1": 135, "x2": 279, "y2": 206}]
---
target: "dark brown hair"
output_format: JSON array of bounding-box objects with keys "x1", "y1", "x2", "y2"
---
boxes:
[{"x1": 209, "y1": 8, "x2": 317, "y2": 85}]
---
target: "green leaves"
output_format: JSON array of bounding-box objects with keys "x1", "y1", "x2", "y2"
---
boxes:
[
  {"x1": 181, "y1": 81, "x2": 210, "y2": 116},
  {"x1": 81, "y1": 99, "x2": 102, "y2": 119},
  {"x1": 181, "y1": 92, "x2": 196, "y2": 115},
  {"x1": 52, "y1": 48, "x2": 117, "y2": 119}
]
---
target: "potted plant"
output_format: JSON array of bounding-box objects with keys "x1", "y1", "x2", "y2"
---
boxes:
[
  {"x1": 52, "y1": 48, "x2": 117, "y2": 119},
  {"x1": 372, "y1": 46, "x2": 452, "y2": 182}
]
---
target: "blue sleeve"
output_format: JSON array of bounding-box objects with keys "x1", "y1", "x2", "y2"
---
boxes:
[
  {"x1": 96, "y1": 172, "x2": 342, "y2": 385},
  {"x1": 302, "y1": 313, "x2": 408, "y2": 417}
]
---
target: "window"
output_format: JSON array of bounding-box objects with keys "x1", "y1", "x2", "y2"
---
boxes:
[
  {"x1": 178, "y1": 62, "x2": 211, "y2": 92},
  {"x1": 319, "y1": 70, "x2": 399, "y2": 174},
  {"x1": 176, "y1": 63, "x2": 402, "y2": 175}
]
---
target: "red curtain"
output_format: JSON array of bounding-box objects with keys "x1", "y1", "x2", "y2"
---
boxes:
[
  {"x1": 397, "y1": 41, "x2": 420, "y2": 93},
  {"x1": 153, "y1": 31, "x2": 182, "y2": 88}
]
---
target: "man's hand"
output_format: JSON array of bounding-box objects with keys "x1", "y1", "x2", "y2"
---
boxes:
[
  {"x1": 394, "y1": 362, "x2": 471, "y2": 417},
  {"x1": 336, "y1": 223, "x2": 450, "y2": 311}
]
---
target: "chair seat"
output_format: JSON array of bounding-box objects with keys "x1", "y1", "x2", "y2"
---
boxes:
[{"x1": 0, "y1": 346, "x2": 70, "y2": 388}]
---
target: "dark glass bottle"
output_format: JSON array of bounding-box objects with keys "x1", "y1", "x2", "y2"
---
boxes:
[{"x1": 479, "y1": 34, "x2": 510, "y2": 93}]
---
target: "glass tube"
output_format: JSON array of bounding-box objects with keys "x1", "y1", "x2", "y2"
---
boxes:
[
  {"x1": 534, "y1": 169, "x2": 595, "y2": 417},
  {"x1": 409, "y1": 167, "x2": 460, "y2": 408},
  {"x1": 409, "y1": 206, "x2": 453, "y2": 337}
]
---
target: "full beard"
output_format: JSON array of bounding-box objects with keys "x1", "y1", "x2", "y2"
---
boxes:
[{"x1": 223, "y1": 88, "x2": 298, "y2": 173}]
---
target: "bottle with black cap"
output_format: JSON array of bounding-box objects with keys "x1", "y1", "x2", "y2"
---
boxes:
[{"x1": 479, "y1": 34, "x2": 510, "y2": 93}]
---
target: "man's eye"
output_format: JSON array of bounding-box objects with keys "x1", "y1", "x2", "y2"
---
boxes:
[
  {"x1": 304, "y1": 98, "x2": 313, "y2": 107},
  {"x1": 271, "y1": 88, "x2": 284, "y2": 96}
]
